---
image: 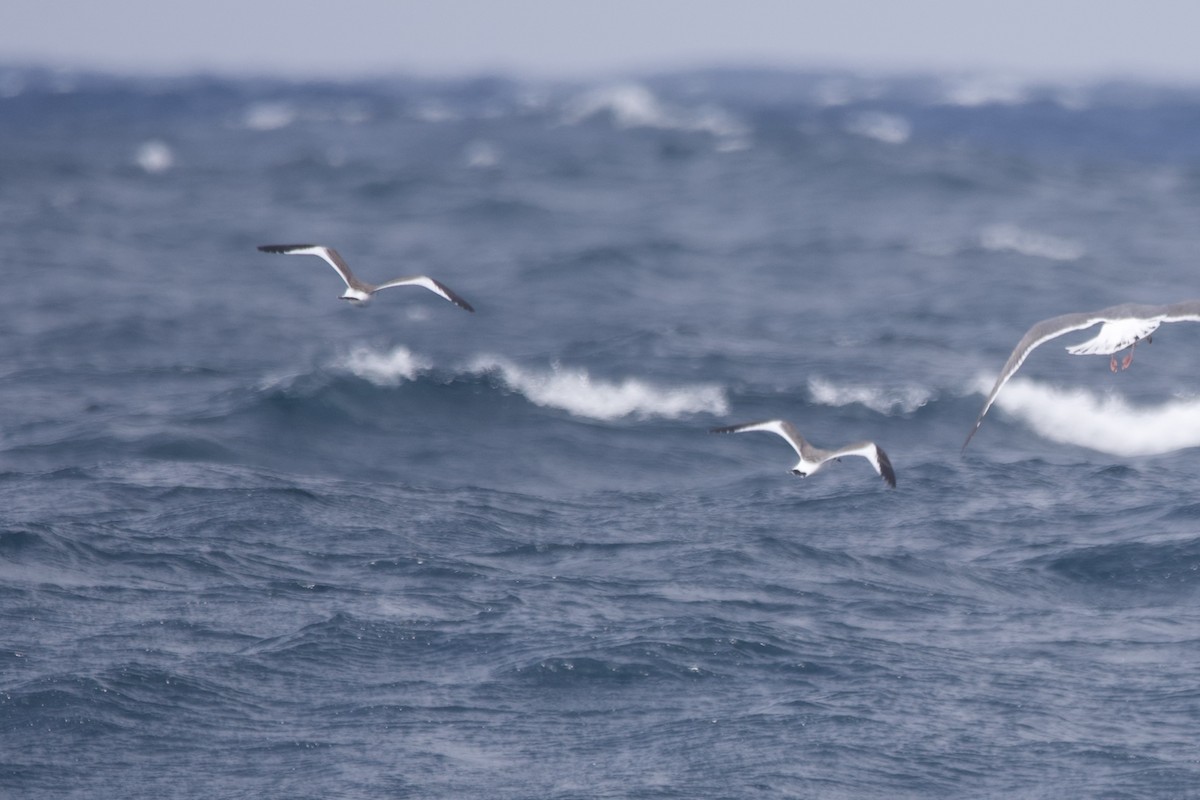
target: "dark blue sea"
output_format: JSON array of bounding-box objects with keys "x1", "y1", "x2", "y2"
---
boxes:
[{"x1": 5, "y1": 65, "x2": 1200, "y2": 798}]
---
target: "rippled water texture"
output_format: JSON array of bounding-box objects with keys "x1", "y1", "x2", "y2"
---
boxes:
[{"x1": 3, "y1": 67, "x2": 1200, "y2": 798}]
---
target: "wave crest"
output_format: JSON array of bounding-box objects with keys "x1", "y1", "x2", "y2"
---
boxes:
[
  {"x1": 468, "y1": 355, "x2": 728, "y2": 421},
  {"x1": 808, "y1": 377, "x2": 931, "y2": 415},
  {"x1": 991, "y1": 378, "x2": 1200, "y2": 456},
  {"x1": 340, "y1": 345, "x2": 430, "y2": 385},
  {"x1": 332, "y1": 346, "x2": 727, "y2": 421},
  {"x1": 563, "y1": 82, "x2": 749, "y2": 147}
]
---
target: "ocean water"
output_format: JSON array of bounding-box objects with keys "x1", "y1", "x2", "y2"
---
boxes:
[{"x1": 3, "y1": 66, "x2": 1200, "y2": 798}]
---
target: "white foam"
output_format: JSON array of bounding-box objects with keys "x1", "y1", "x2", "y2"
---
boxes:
[
  {"x1": 941, "y1": 75, "x2": 1027, "y2": 107},
  {"x1": 808, "y1": 377, "x2": 931, "y2": 416},
  {"x1": 329, "y1": 346, "x2": 726, "y2": 421},
  {"x1": 985, "y1": 377, "x2": 1200, "y2": 456},
  {"x1": 242, "y1": 102, "x2": 296, "y2": 131},
  {"x1": 563, "y1": 83, "x2": 749, "y2": 148},
  {"x1": 844, "y1": 111, "x2": 911, "y2": 144},
  {"x1": 340, "y1": 346, "x2": 430, "y2": 386},
  {"x1": 468, "y1": 355, "x2": 728, "y2": 421},
  {"x1": 134, "y1": 139, "x2": 173, "y2": 174},
  {"x1": 564, "y1": 83, "x2": 670, "y2": 128},
  {"x1": 980, "y1": 223, "x2": 1085, "y2": 262}
]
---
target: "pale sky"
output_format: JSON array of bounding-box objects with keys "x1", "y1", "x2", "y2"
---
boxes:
[{"x1": 6, "y1": 0, "x2": 1200, "y2": 81}]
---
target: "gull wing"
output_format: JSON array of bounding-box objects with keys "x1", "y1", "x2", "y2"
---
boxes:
[
  {"x1": 1160, "y1": 299, "x2": 1200, "y2": 323},
  {"x1": 709, "y1": 419, "x2": 806, "y2": 459},
  {"x1": 828, "y1": 442, "x2": 896, "y2": 488},
  {"x1": 258, "y1": 244, "x2": 359, "y2": 290},
  {"x1": 965, "y1": 299, "x2": 1200, "y2": 451},
  {"x1": 373, "y1": 276, "x2": 475, "y2": 312},
  {"x1": 962, "y1": 310, "x2": 1113, "y2": 451}
]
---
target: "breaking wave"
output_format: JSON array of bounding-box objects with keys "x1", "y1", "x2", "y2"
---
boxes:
[
  {"x1": 334, "y1": 346, "x2": 728, "y2": 421},
  {"x1": 340, "y1": 345, "x2": 431, "y2": 385},
  {"x1": 988, "y1": 378, "x2": 1200, "y2": 456},
  {"x1": 807, "y1": 377, "x2": 932, "y2": 416},
  {"x1": 467, "y1": 355, "x2": 728, "y2": 421},
  {"x1": 562, "y1": 83, "x2": 749, "y2": 148}
]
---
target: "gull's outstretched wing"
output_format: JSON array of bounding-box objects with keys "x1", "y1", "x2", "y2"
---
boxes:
[
  {"x1": 710, "y1": 419, "x2": 805, "y2": 459},
  {"x1": 373, "y1": 276, "x2": 475, "y2": 312},
  {"x1": 963, "y1": 310, "x2": 1114, "y2": 451},
  {"x1": 828, "y1": 442, "x2": 896, "y2": 488},
  {"x1": 258, "y1": 244, "x2": 359, "y2": 290}
]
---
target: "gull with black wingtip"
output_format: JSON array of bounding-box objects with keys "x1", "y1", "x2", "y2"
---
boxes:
[
  {"x1": 710, "y1": 419, "x2": 896, "y2": 488},
  {"x1": 258, "y1": 244, "x2": 474, "y2": 311}
]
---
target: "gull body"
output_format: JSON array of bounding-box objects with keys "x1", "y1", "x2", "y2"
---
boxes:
[
  {"x1": 710, "y1": 419, "x2": 896, "y2": 488},
  {"x1": 257, "y1": 244, "x2": 474, "y2": 311},
  {"x1": 963, "y1": 299, "x2": 1200, "y2": 450}
]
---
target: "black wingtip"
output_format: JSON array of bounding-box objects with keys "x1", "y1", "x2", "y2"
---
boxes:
[
  {"x1": 257, "y1": 244, "x2": 317, "y2": 254},
  {"x1": 426, "y1": 278, "x2": 475, "y2": 312},
  {"x1": 876, "y1": 446, "x2": 897, "y2": 488}
]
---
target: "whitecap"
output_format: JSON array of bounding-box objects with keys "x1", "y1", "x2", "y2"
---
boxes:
[
  {"x1": 564, "y1": 83, "x2": 672, "y2": 129},
  {"x1": 985, "y1": 378, "x2": 1200, "y2": 456},
  {"x1": 808, "y1": 377, "x2": 931, "y2": 416},
  {"x1": 941, "y1": 75, "x2": 1027, "y2": 107},
  {"x1": 242, "y1": 102, "x2": 296, "y2": 131},
  {"x1": 340, "y1": 345, "x2": 430, "y2": 386},
  {"x1": 468, "y1": 355, "x2": 728, "y2": 421},
  {"x1": 980, "y1": 223, "x2": 1085, "y2": 262},
  {"x1": 563, "y1": 82, "x2": 749, "y2": 147},
  {"x1": 843, "y1": 111, "x2": 911, "y2": 144},
  {"x1": 134, "y1": 139, "x2": 173, "y2": 174}
]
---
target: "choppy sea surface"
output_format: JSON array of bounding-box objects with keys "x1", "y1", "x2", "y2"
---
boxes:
[{"x1": 4, "y1": 65, "x2": 1200, "y2": 798}]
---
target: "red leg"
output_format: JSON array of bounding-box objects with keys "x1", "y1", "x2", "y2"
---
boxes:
[
  {"x1": 1110, "y1": 354, "x2": 1118, "y2": 372},
  {"x1": 1122, "y1": 342, "x2": 1136, "y2": 370}
]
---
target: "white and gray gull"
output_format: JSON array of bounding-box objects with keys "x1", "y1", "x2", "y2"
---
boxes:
[
  {"x1": 710, "y1": 419, "x2": 896, "y2": 488},
  {"x1": 963, "y1": 300, "x2": 1200, "y2": 451},
  {"x1": 258, "y1": 244, "x2": 474, "y2": 311}
]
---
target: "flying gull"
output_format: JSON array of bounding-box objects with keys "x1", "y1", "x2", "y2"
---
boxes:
[
  {"x1": 257, "y1": 244, "x2": 474, "y2": 311},
  {"x1": 710, "y1": 419, "x2": 896, "y2": 488},
  {"x1": 963, "y1": 300, "x2": 1200, "y2": 450}
]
